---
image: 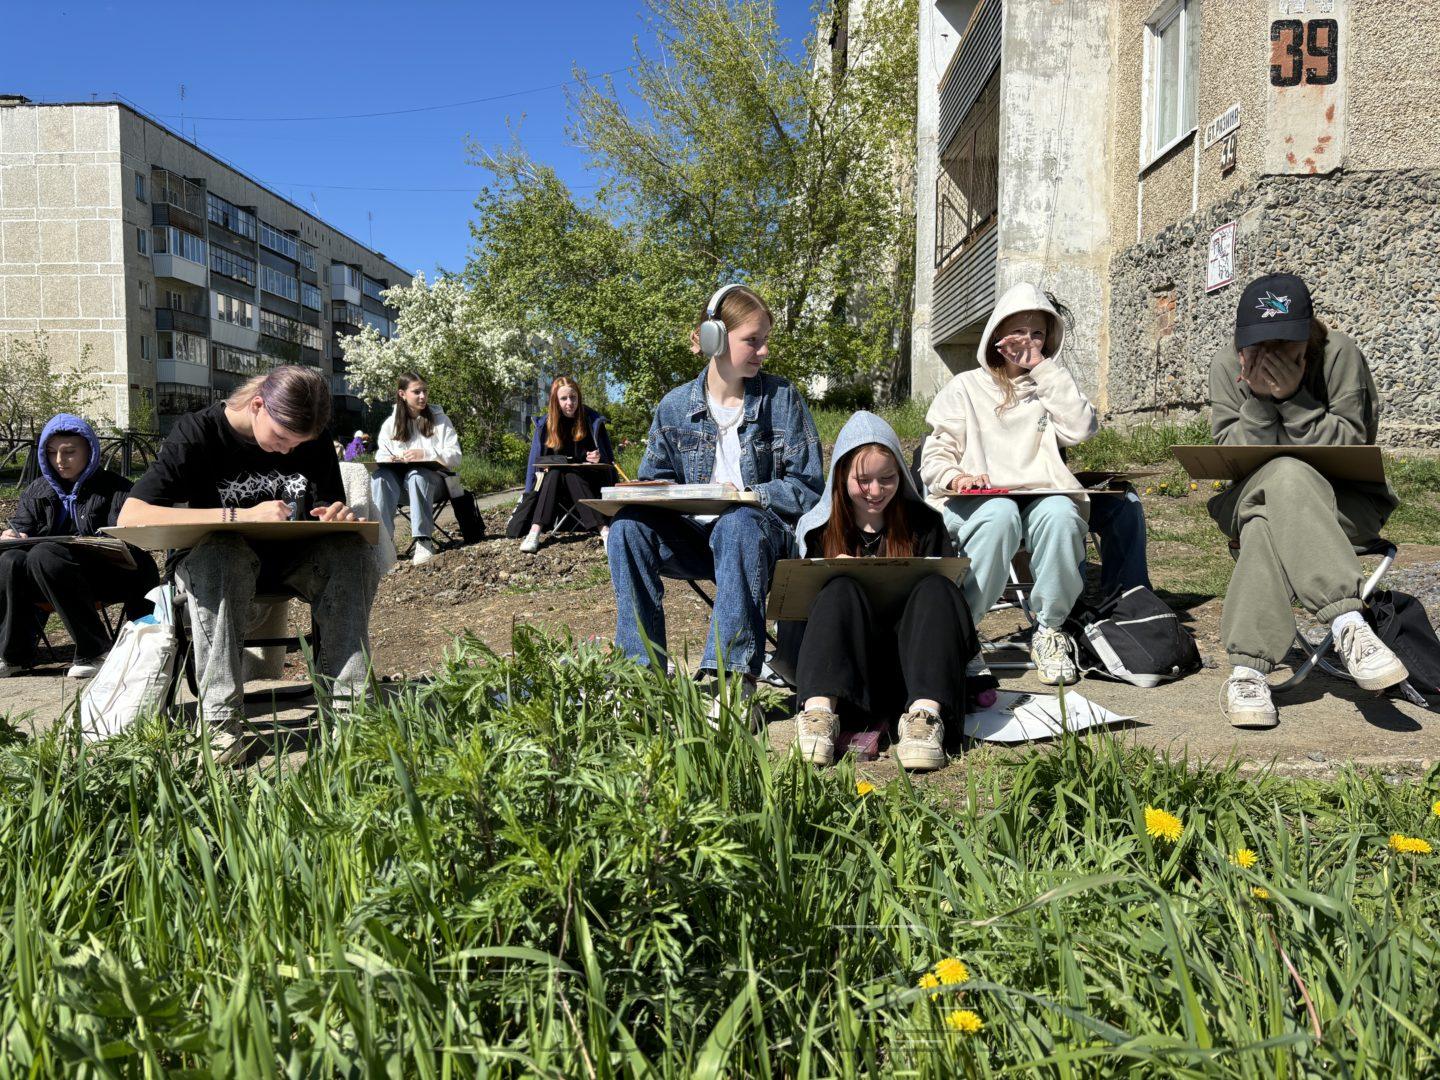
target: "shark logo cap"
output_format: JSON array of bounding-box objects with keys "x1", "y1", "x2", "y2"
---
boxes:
[{"x1": 1235, "y1": 273, "x2": 1313, "y2": 350}]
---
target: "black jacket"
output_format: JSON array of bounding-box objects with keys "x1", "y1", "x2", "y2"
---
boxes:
[{"x1": 8, "y1": 469, "x2": 134, "y2": 538}]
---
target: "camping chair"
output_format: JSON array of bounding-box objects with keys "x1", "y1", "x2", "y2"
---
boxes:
[
  {"x1": 35, "y1": 599, "x2": 121, "y2": 664},
  {"x1": 167, "y1": 584, "x2": 320, "y2": 707},
  {"x1": 398, "y1": 475, "x2": 459, "y2": 553},
  {"x1": 674, "y1": 575, "x2": 790, "y2": 687}
]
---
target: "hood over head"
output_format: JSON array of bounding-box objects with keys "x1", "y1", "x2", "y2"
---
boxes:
[
  {"x1": 976, "y1": 282, "x2": 1066, "y2": 368},
  {"x1": 38, "y1": 413, "x2": 102, "y2": 527},
  {"x1": 794, "y1": 411, "x2": 920, "y2": 558}
]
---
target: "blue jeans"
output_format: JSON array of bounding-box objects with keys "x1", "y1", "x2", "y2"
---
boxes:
[
  {"x1": 940, "y1": 494, "x2": 1088, "y2": 628},
  {"x1": 1086, "y1": 489, "x2": 1152, "y2": 595},
  {"x1": 607, "y1": 504, "x2": 792, "y2": 677},
  {"x1": 372, "y1": 468, "x2": 442, "y2": 544}
]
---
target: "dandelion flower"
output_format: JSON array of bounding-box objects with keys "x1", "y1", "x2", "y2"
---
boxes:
[
  {"x1": 1229, "y1": 848, "x2": 1258, "y2": 869},
  {"x1": 856, "y1": 780, "x2": 876, "y2": 797},
  {"x1": 934, "y1": 957, "x2": 970, "y2": 985},
  {"x1": 1190, "y1": 482, "x2": 1198, "y2": 491},
  {"x1": 945, "y1": 1009, "x2": 984, "y2": 1034},
  {"x1": 1389, "y1": 834, "x2": 1433, "y2": 855},
  {"x1": 918, "y1": 972, "x2": 940, "y2": 999},
  {"x1": 1251, "y1": 886, "x2": 1270, "y2": 901},
  {"x1": 1432, "y1": 798, "x2": 1440, "y2": 818},
  {"x1": 1144, "y1": 807, "x2": 1184, "y2": 843}
]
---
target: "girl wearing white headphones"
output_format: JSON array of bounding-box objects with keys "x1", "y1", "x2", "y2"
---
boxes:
[{"x1": 605, "y1": 285, "x2": 824, "y2": 713}]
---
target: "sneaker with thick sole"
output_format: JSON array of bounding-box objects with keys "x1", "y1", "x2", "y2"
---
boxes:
[
  {"x1": 518, "y1": 532, "x2": 540, "y2": 554},
  {"x1": 200, "y1": 717, "x2": 251, "y2": 765},
  {"x1": 705, "y1": 676, "x2": 764, "y2": 734},
  {"x1": 66, "y1": 654, "x2": 106, "y2": 679},
  {"x1": 1030, "y1": 626, "x2": 1078, "y2": 686},
  {"x1": 895, "y1": 708, "x2": 946, "y2": 771},
  {"x1": 413, "y1": 540, "x2": 437, "y2": 564},
  {"x1": 1221, "y1": 674, "x2": 1278, "y2": 728},
  {"x1": 1336, "y1": 621, "x2": 1409, "y2": 692},
  {"x1": 0, "y1": 660, "x2": 22, "y2": 678},
  {"x1": 795, "y1": 707, "x2": 840, "y2": 765}
]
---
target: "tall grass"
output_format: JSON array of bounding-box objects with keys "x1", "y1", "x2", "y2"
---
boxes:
[{"x1": 1, "y1": 632, "x2": 1437, "y2": 1074}]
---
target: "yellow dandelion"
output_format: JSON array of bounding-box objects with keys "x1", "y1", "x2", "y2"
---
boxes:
[
  {"x1": 945, "y1": 1009, "x2": 984, "y2": 1034},
  {"x1": 856, "y1": 780, "x2": 876, "y2": 797},
  {"x1": 1144, "y1": 487, "x2": 1154, "y2": 495},
  {"x1": 1251, "y1": 886, "x2": 1270, "y2": 901},
  {"x1": 1229, "y1": 847, "x2": 1258, "y2": 869},
  {"x1": 934, "y1": 957, "x2": 970, "y2": 985},
  {"x1": 1389, "y1": 834, "x2": 1434, "y2": 855},
  {"x1": 1432, "y1": 798, "x2": 1440, "y2": 818},
  {"x1": 1189, "y1": 481, "x2": 1198, "y2": 491},
  {"x1": 1160, "y1": 481, "x2": 1168, "y2": 489},
  {"x1": 918, "y1": 971, "x2": 940, "y2": 999},
  {"x1": 1144, "y1": 806, "x2": 1184, "y2": 843},
  {"x1": 1212, "y1": 480, "x2": 1224, "y2": 490}
]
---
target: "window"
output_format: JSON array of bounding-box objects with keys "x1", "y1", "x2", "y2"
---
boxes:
[
  {"x1": 153, "y1": 226, "x2": 206, "y2": 265},
  {"x1": 159, "y1": 331, "x2": 205, "y2": 365},
  {"x1": 258, "y1": 221, "x2": 299, "y2": 260},
  {"x1": 139, "y1": 335, "x2": 151, "y2": 360},
  {"x1": 260, "y1": 264, "x2": 300, "y2": 302},
  {"x1": 138, "y1": 281, "x2": 151, "y2": 309},
  {"x1": 213, "y1": 291, "x2": 254, "y2": 327},
  {"x1": 299, "y1": 242, "x2": 317, "y2": 271},
  {"x1": 136, "y1": 226, "x2": 149, "y2": 255},
  {"x1": 134, "y1": 173, "x2": 146, "y2": 202},
  {"x1": 362, "y1": 276, "x2": 386, "y2": 302},
  {"x1": 935, "y1": 71, "x2": 999, "y2": 268},
  {"x1": 210, "y1": 244, "x2": 256, "y2": 285},
  {"x1": 166, "y1": 290, "x2": 184, "y2": 311},
  {"x1": 260, "y1": 308, "x2": 320, "y2": 349},
  {"x1": 362, "y1": 309, "x2": 391, "y2": 337},
  {"x1": 157, "y1": 383, "x2": 213, "y2": 416},
  {"x1": 212, "y1": 345, "x2": 265, "y2": 376},
  {"x1": 330, "y1": 264, "x2": 361, "y2": 290},
  {"x1": 206, "y1": 192, "x2": 257, "y2": 240},
  {"x1": 1143, "y1": 0, "x2": 1195, "y2": 165},
  {"x1": 301, "y1": 282, "x2": 323, "y2": 310}
]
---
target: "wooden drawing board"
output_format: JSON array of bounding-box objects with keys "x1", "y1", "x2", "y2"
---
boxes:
[
  {"x1": 580, "y1": 492, "x2": 761, "y2": 518},
  {"x1": 0, "y1": 535, "x2": 136, "y2": 569},
  {"x1": 534, "y1": 462, "x2": 615, "y2": 470},
  {"x1": 768, "y1": 557, "x2": 970, "y2": 621},
  {"x1": 363, "y1": 460, "x2": 455, "y2": 476},
  {"x1": 1170, "y1": 444, "x2": 1385, "y2": 483},
  {"x1": 1072, "y1": 469, "x2": 1164, "y2": 488},
  {"x1": 103, "y1": 520, "x2": 380, "y2": 551}
]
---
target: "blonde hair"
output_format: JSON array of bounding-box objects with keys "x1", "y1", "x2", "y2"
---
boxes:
[
  {"x1": 226, "y1": 365, "x2": 331, "y2": 436},
  {"x1": 696, "y1": 286, "x2": 774, "y2": 337}
]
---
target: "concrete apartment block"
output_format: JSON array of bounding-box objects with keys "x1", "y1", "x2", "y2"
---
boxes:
[{"x1": 0, "y1": 96, "x2": 411, "y2": 433}]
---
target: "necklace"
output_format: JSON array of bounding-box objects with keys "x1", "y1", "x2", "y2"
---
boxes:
[
  {"x1": 856, "y1": 528, "x2": 886, "y2": 555},
  {"x1": 706, "y1": 391, "x2": 743, "y2": 435}
]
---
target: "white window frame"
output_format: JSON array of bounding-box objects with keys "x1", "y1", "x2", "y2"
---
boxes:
[
  {"x1": 138, "y1": 281, "x2": 151, "y2": 309},
  {"x1": 136, "y1": 226, "x2": 148, "y2": 255},
  {"x1": 1139, "y1": 0, "x2": 1196, "y2": 171}
]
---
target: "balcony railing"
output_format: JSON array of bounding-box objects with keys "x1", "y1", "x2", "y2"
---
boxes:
[
  {"x1": 155, "y1": 307, "x2": 209, "y2": 336},
  {"x1": 331, "y1": 302, "x2": 364, "y2": 329}
]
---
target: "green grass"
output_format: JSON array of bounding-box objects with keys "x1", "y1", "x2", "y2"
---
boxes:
[
  {"x1": 2, "y1": 632, "x2": 1438, "y2": 1074},
  {"x1": 814, "y1": 399, "x2": 931, "y2": 446},
  {"x1": 455, "y1": 454, "x2": 526, "y2": 496}
]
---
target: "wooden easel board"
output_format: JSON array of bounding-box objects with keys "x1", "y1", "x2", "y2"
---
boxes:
[
  {"x1": 0, "y1": 535, "x2": 136, "y2": 569},
  {"x1": 535, "y1": 462, "x2": 615, "y2": 470},
  {"x1": 768, "y1": 557, "x2": 970, "y2": 621},
  {"x1": 364, "y1": 460, "x2": 455, "y2": 476},
  {"x1": 103, "y1": 520, "x2": 380, "y2": 551},
  {"x1": 1072, "y1": 469, "x2": 1164, "y2": 488},
  {"x1": 580, "y1": 492, "x2": 761, "y2": 518},
  {"x1": 1170, "y1": 444, "x2": 1385, "y2": 483}
]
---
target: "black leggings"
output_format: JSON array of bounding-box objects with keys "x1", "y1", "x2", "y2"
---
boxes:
[
  {"x1": 793, "y1": 574, "x2": 978, "y2": 737},
  {"x1": 531, "y1": 470, "x2": 608, "y2": 533}
]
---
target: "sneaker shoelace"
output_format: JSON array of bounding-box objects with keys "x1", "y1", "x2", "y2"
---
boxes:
[
  {"x1": 1228, "y1": 677, "x2": 1268, "y2": 705},
  {"x1": 798, "y1": 709, "x2": 837, "y2": 735},
  {"x1": 1034, "y1": 631, "x2": 1071, "y2": 665},
  {"x1": 900, "y1": 710, "x2": 939, "y2": 741},
  {"x1": 1339, "y1": 625, "x2": 1380, "y2": 664}
]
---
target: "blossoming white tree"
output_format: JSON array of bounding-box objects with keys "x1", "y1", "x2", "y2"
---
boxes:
[{"x1": 340, "y1": 272, "x2": 540, "y2": 452}]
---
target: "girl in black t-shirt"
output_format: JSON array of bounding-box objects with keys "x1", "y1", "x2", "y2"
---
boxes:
[{"x1": 120, "y1": 365, "x2": 377, "y2": 759}]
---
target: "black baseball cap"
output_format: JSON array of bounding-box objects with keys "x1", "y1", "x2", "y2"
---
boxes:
[{"x1": 1235, "y1": 273, "x2": 1313, "y2": 349}]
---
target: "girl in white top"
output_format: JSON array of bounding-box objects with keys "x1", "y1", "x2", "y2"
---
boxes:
[
  {"x1": 371, "y1": 371, "x2": 463, "y2": 564},
  {"x1": 919, "y1": 282, "x2": 1099, "y2": 684}
]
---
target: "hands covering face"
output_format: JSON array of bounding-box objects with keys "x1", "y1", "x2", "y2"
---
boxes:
[
  {"x1": 1239, "y1": 343, "x2": 1305, "y2": 400},
  {"x1": 996, "y1": 331, "x2": 1046, "y2": 370}
]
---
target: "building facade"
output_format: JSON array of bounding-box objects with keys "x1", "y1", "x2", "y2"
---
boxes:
[
  {"x1": 0, "y1": 97, "x2": 410, "y2": 433},
  {"x1": 912, "y1": 0, "x2": 1440, "y2": 447}
]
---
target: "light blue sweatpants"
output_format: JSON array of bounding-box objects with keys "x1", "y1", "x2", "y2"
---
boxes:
[{"x1": 940, "y1": 494, "x2": 1088, "y2": 629}]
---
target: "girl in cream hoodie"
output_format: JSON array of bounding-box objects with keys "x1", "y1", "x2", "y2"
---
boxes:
[{"x1": 919, "y1": 283, "x2": 1098, "y2": 684}]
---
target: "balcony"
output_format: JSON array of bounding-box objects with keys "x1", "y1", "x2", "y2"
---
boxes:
[
  {"x1": 151, "y1": 252, "x2": 208, "y2": 288},
  {"x1": 151, "y1": 201, "x2": 205, "y2": 238},
  {"x1": 155, "y1": 306, "x2": 209, "y2": 336},
  {"x1": 210, "y1": 318, "x2": 260, "y2": 352},
  {"x1": 331, "y1": 302, "x2": 364, "y2": 330},
  {"x1": 156, "y1": 358, "x2": 210, "y2": 388}
]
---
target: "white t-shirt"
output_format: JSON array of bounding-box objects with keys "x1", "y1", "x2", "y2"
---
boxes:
[{"x1": 694, "y1": 399, "x2": 745, "y2": 524}]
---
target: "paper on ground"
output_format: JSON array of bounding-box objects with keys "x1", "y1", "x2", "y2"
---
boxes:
[{"x1": 964, "y1": 690, "x2": 1133, "y2": 744}]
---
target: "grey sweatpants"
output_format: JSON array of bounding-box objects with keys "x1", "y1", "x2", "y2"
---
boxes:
[
  {"x1": 1208, "y1": 456, "x2": 1390, "y2": 673},
  {"x1": 175, "y1": 533, "x2": 379, "y2": 724}
]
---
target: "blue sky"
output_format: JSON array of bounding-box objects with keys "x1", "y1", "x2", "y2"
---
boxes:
[{"x1": 7, "y1": 0, "x2": 817, "y2": 276}]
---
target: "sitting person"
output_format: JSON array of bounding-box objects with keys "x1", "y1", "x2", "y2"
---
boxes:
[
  {"x1": 342, "y1": 430, "x2": 369, "y2": 462},
  {"x1": 606, "y1": 284, "x2": 823, "y2": 711},
  {"x1": 371, "y1": 372, "x2": 462, "y2": 565},
  {"x1": 1, "y1": 414, "x2": 158, "y2": 678},
  {"x1": 781, "y1": 412, "x2": 979, "y2": 772},
  {"x1": 920, "y1": 282, "x2": 1099, "y2": 685},
  {"x1": 518, "y1": 376, "x2": 615, "y2": 554},
  {"x1": 1210, "y1": 273, "x2": 1407, "y2": 727},
  {"x1": 1085, "y1": 482, "x2": 1152, "y2": 595},
  {"x1": 117, "y1": 365, "x2": 378, "y2": 757}
]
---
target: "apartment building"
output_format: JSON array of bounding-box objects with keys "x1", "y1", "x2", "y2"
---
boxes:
[
  {"x1": 912, "y1": 0, "x2": 1440, "y2": 447},
  {"x1": 0, "y1": 96, "x2": 411, "y2": 432}
]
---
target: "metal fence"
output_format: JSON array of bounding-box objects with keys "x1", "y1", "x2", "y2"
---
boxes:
[{"x1": 0, "y1": 432, "x2": 161, "y2": 488}]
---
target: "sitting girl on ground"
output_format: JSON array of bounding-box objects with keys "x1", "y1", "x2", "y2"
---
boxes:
[
  {"x1": 606, "y1": 284, "x2": 823, "y2": 711},
  {"x1": 371, "y1": 372, "x2": 462, "y2": 564},
  {"x1": 782, "y1": 412, "x2": 979, "y2": 771},
  {"x1": 1210, "y1": 273, "x2": 1407, "y2": 728},
  {"x1": 919, "y1": 282, "x2": 1099, "y2": 685},
  {"x1": 518, "y1": 376, "x2": 615, "y2": 553}
]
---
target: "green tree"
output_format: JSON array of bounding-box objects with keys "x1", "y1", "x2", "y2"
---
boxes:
[
  {"x1": 0, "y1": 332, "x2": 103, "y2": 443},
  {"x1": 467, "y1": 0, "x2": 917, "y2": 411}
]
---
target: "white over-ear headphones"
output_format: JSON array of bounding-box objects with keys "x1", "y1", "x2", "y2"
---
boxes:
[{"x1": 698, "y1": 284, "x2": 744, "y2": 359}]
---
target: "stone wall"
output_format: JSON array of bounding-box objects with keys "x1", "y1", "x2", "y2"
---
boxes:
[{"x1": 1105, "y1": 167, "x2": 1440, "y2": 448}]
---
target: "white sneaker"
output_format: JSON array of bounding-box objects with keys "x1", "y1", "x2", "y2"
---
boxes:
[
  {"x1": 1336, "y1": 622, "x2": 1409, "y2": 692},
  {"x1": 519, "y1": 532, "x2": 541, "y2": 554},
  {"x1": 706, "y1": 677, "x2": 763, "y2": 733},
  {"x1": 1030, "y1": 627, "x2": 1078, "y2": 686},
  {"x1": 1222, "y1": 673, "x2": 1278, "y2": 728},
  {"x1": 0, "y1": 660, "x2": 22, "y2": 678},
  {"x1": 66, "y1": 655, "x2": 106, "y2": 679},
  {"x1": 795, "y1": 707, "x2": 840, "y2": 766},
  {"x1": 412, "y1": 539, "x2": 436, "y2": 564},
  {"x1": 200, "y1": 716, "x2": 250, "y2": 765},
  {"x1": 895, "y1": 707, "x2": 946, "y2": 771}
]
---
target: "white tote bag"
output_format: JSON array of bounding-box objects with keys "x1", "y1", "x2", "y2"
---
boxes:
[{"x1": 78, "y1": 588, "x2": 179, "y2": 742}]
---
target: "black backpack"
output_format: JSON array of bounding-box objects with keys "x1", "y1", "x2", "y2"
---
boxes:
[
  {"x1": 1366, "y1": 590, "x2": 1440, "y2": 701},
  {"x1": 1068, "y1": 586, "x2": 1203, "y2": 688},
  {"x1": 449, "y1": 490, "x2": 487, "y2": 545}
]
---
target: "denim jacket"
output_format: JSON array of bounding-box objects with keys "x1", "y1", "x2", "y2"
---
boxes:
[{"x1": 639, "y1": 368, "x2": 823, "y2": 525}]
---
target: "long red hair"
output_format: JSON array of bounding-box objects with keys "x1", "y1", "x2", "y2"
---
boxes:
[
  {"x1": 544, "y1": 376, "x2": 588, "y2": 450},
  {"x1": 821, "y1": 443, "x2": 914, "y2": 558}
]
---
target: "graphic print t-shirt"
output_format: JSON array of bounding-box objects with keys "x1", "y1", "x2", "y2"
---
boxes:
[{"x1": 130, "y1": 402, "x2": 343, "y2": 510}]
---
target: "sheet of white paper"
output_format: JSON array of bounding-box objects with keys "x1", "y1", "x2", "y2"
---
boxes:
[{"x1": 963, "y1": 690, "x2": 1134, "y2": 744}]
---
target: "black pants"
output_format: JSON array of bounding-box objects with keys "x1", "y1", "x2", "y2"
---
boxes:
[
  {"x1": 531, "y1": 470, "x2": 608, "y2": 533},
  {"x1": 790, "y1": 574, "x2": 978, "y2": 742},
  {"x1": 0, "y1": 542, "x2": 158, "y2": 665}
]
